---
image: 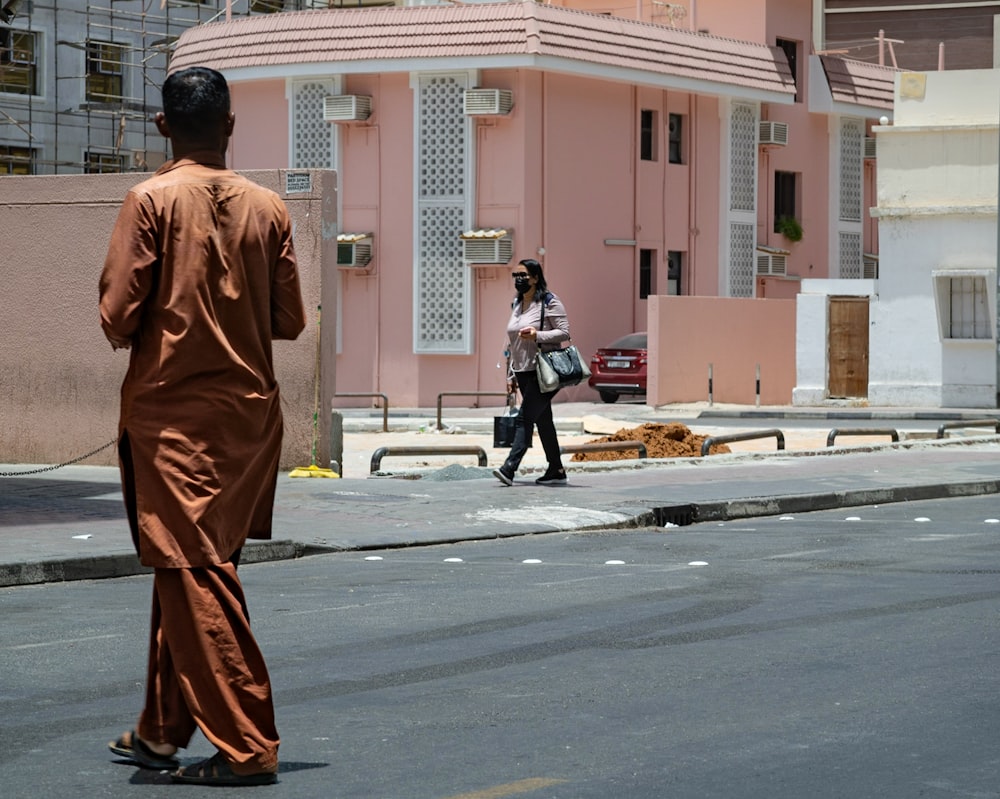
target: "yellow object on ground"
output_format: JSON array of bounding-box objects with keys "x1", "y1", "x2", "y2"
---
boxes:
[{"x1": 288, "y1": 464, "x2": 340, "y2": 479}]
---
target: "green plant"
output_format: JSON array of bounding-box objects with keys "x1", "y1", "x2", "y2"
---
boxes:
[{"x1": 776, "y1": 215, "x2": 803, "y2": 242}]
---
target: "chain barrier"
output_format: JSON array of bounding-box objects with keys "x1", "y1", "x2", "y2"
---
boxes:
[{"x1": 0, "y1": 437, "x2": 118, "y2": 478}]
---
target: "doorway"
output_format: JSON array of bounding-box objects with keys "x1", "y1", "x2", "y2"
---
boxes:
[{"x1": 828, "y1": 296, "x2": 869, "y2": 398}]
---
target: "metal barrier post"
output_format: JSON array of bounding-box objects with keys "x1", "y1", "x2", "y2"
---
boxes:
[
  {"x1": 936, "y1": 419, "x2": 1000, "y2": 438},
  {"x1": 334, "y1": 392, "x2": 389, "y2": 432},
  {"x1": 701, "y1": 428, "x2": 785, "y2": 456},
  {"x1": 708, "y1": 363, "x2": 713, "y2": 407},
  {"x1": 826, "y1": 428, "x2": 899, "y2": 447},
  {"x1": 370, "y1": 445, "x2": 489, "y2": 473},
  {"x1": 560, "y1": 440, "x2": 648, "y2": 459},
  {"x1": 330, "y1": 410, "x2": 344, "y2": 474},
  {"x1": 436, "y1": 391, "x2": 508, "y2": 430},
  {"x1": 755, "y1": 364, "x2": 760, "y2": 408}
]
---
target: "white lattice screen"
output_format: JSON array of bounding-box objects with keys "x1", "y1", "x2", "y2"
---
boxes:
[
  {"x1": 730, "y1": 103, "x2": 757, "y2": 213},
  {"x1": 726, "y1": 102, "x2": 758, "y2": 297},
  {"x1": 839, "y1": 231, "x2": 862, "y2": 279},
  {"x1": 415, "y1": 74, "x2": 471, "y2": 353},
  {"x1": 292, "y1": 79, "x2": 336, "y2": 169},
  {"x1": 839, "y1": 118, "x2": 863, "y2": 223},
  {"x1": 836, "y1": 117, "x2": 864, "y2": 278},
  {"x1": 730, "y1": 222, "x2": 756, "y2": 297}
]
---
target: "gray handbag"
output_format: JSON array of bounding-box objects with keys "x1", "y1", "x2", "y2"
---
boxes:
[{"x1": 535, "y1": 296, "x2": 590, "y2": 392}]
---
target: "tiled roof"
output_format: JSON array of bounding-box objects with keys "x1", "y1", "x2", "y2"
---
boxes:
[
  {"x1": 170, "y1": 2, "x2": 796, "y2": 100},
  {"x1": 820, "y1": 55, "x2": 897, "y2": 110}
]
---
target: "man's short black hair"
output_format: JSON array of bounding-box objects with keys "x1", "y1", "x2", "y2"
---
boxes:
[{"x1": 162, "y1": 66, "x2": 230, "y2": 140}]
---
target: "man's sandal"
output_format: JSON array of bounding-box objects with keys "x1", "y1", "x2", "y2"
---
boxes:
[
  {"x1": 171, "y1": 751, "x2": 278, "y2": 786},
  {"x1": 108, "y1": 729, "x2": 179, "y2": 770}
]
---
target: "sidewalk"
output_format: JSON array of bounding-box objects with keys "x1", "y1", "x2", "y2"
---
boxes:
[{"x1": 4, "y1": 401, "x2": 1000, "y2": 587}]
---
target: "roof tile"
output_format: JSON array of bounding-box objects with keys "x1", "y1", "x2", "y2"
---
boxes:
[{"x1": 171, "y1": 2, "x2": 797, "y2": 99}]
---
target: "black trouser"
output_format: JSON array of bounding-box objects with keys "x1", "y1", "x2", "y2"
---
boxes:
[{"x1": 502, "y1": 370, "x2": 563, "y2": 474}]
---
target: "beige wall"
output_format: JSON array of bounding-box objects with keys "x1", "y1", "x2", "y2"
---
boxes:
[
  {"x1": 648, "y1": 295, "x2": 796, "y2": 404},
  {"x1": 0, "y1": 169, "x2": 335, "y2": 468}
]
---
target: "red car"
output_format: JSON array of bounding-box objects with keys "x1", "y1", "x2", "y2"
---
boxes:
[{"x1": 588, "y1": 332, "x2": 648, "y2": 403}]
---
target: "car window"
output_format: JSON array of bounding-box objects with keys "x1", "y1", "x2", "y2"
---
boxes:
[{"x1": 608, "y1": 333, "x2": 647, "y2": 350}]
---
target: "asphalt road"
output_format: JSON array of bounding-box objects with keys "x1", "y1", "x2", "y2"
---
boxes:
[{"x1": 2, "y1": 495, "x2": 999, "y2": 798}]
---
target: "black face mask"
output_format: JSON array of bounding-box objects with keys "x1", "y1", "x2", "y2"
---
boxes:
[{"x1": 514, "y1": 277, "x2": 531, "y2": 294}]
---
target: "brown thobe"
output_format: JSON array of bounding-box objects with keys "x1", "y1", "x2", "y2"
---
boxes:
[{"x1": 99, "y1": 152, "x2": 306, "y2": 774}]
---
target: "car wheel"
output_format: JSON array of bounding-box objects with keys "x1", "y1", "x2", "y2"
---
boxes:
[{"x1": 599, "y1": 391, "x2": 619, "y2": 404}]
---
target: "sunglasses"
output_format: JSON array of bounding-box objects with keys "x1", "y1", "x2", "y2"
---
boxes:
[{"x1": 511, "y1": 272, "x2": 530, "y2": 279}]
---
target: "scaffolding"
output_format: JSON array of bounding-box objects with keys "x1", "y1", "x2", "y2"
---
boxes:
[{"x1": 0, "y1": 0, "x2": 337, "y2": 175}]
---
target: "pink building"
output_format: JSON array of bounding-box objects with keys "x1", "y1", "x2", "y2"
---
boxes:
[{"x1": 169, "y1": 0, "x2": 894, "y2": 408}]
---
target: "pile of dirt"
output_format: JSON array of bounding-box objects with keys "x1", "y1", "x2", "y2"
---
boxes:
[{"x1": 570, "y1": 422, "x2": 731, "y2": 462}]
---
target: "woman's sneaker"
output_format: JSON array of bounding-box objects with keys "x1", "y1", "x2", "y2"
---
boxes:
[
  {"x1": 493, "y1": 467, "x2": 514, "y2": 486},
  {"x1": 535, "y1": 468, "x2": 567, "y2": 486}
]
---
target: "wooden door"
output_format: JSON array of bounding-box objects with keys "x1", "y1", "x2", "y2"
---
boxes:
[{"x1": 828, "y1": 297, "x2": 869, "y2": 398}]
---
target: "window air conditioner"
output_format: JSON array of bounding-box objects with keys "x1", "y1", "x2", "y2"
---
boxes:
[
  {"x1": 323, "y1": 95, "x2": 372, "y2": 123},
  {"x1": 863, "y1": 253, "x2": 878, "y2": 279},
  {"x1": 337, "y1": 234, "x2": 373, "y2": 267},
  {"x1": 864, "y1": 137, "x2": 877, "y2": 159},
  {"x1": 756, "y1": 252, "x2": 787, "y2": 276},
  {"x1": 460, "y1": 230, "x2": 513, "y2": 264},
  {"x1": 463, "y1": 88, "x2": 513, "y2": 116},
  {"x1": 758, "y1": 121, "x2": 789, "y2": 147}
]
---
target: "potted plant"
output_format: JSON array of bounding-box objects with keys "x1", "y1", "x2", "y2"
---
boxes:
[{"x1": 776, "y1": 215, "x2": 803, "y2": 242}]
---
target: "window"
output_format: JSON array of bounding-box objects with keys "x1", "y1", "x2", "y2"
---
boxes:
[
  {"x1": 250, "y1": 0, "x2": 285, "y2": 12},
  {"x1": 667, "y1": 251, "x2": 683, "y2": 295},
  {"x1": 85, "y1": 151, "x2": 125, "y2": 173},
  {"x1": 639, "y1": 249, "x2": 655, "y2": 299},
  {"x1": 1, "y1": 29, "x2": 38, "y2": 95},
  {"x1": 774, "y1": 171, "x2": 798, "y2": 233},
  {"x1": 1, "y1": 144, "x2": 35, "y2": 174},
  {"x1": 86, "y1": 40, "x2": 124, "y2": 102},
  {"x1": 640, "y1": 109, "x2": 657, "y2": 162},
  {"x1": 935, "y1": 273, "x2": 993, "y2": 340},
  {"x1": 777, "y1": 38, "x2": 798, "y2": 101},
  {"x1": 668, "y1": 113, "x2": 683, "y2": 164}
]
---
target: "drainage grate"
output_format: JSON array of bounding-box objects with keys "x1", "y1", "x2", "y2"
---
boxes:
[{"x1": 654, "y1": 504, "x2": 696, "y2": 527}]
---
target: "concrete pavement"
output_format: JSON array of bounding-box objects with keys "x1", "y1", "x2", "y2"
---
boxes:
[{"x1": 4, "y1": 401, "x2": 1000, "y2": 587}]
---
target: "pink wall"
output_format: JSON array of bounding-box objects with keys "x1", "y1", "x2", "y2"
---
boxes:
[
  {"x1": 334, "y1": 73, "x2": 419, "y2": 404},
  {"x1": 647, "y1": 295, "x2": 797, "y2": 404},
  {"x1": 0, "y1": 171, "x2": 330, "y2": 467},
  {"x1": 230, "y1": 80, "x2": 290, "y2": 169}
]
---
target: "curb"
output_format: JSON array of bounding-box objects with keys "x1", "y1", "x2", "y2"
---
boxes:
[{"x1": 7, "y1": 476, "x2": 1000, "y2": 588}]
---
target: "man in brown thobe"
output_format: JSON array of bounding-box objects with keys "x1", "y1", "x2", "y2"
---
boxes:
[{"x1": 100, "y1": 66, "x2": 306, "y2": 787}]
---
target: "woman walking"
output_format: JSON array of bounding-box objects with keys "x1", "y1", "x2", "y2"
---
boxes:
[{"x1": 494, "y1": 259, "x2": 571, "y2": 486}]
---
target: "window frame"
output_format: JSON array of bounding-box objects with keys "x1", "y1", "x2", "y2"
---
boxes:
[
  {"x1": 86, "y1": 39, "x2": 125, "y2": 102},
  {"x1": 0, "y1": 28, "x2": 39, "y2": 96},
  {"x1": 639, "y1": 248, "x2": 655, "y2": 299},
  {"x1": 84, "y1": 150, "x2": 126, "y2": 174},
  {"x1": 640, "y1": 109, "x2": 657, "y2": 162},
  {"x1": 933, "y1": 270, "x2": 995, "y2": 341},
  {"x1": 0, "y1": 144, "x2": 36, "y2": 174},
  {"x1": 776, "y1": 37, "x2": 799, "y2": 102},
  {"x1": 773, "y1": 170, "x2": 798, "y2": 233},
  {"x1": 668, "y1": 113, "x2": 683, "y2": 165}
]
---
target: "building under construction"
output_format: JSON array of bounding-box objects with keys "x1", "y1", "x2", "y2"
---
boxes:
[{"x1": 0, "y1": 0, "x2": 390, "y2": 175}]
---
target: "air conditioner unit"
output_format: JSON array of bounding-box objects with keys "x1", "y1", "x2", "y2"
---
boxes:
[
  {"x1": 756, "y1": 252, "x2": 787, "y2": 276},
  {"x1": 463, "y1": 88, "x2": 513, "y2": 116},
  {"x1": 337, "y1": 235, "x2": 373, "y2": 267},
  {"x1": 864, "y1": 137, "x2": 877, "y2": 159},
  {"x1": 863, "y1": 253, "x2": 879, "y2": 279},
  {"x1": 758, "y1": 121, "x2": 789, "y2": 147},
  {"x1": 461, "y1": 236, "x2": 514, "y2": 264},
  {"x1": 323, "y1": 95, "x2": 372, "y2": 123}
]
